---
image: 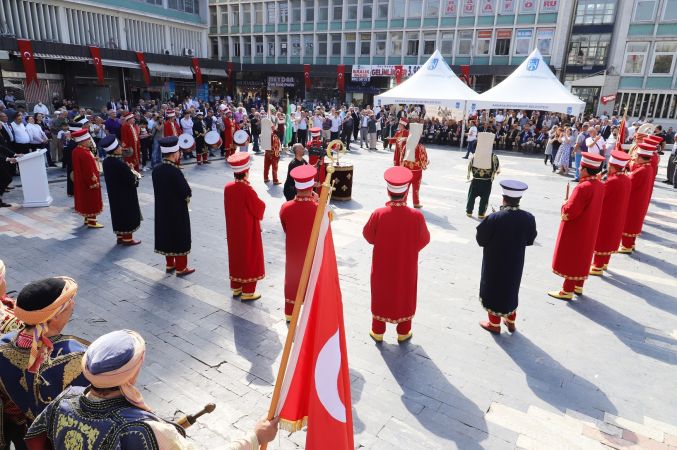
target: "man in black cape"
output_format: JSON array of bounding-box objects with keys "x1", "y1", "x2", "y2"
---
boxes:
[
  {"x1": 100, "y1": 134, "x2": 142, "y2": 246},
  {"x1": 283, "y1": 143, "x2": 309, "y2": 201},
  {"x1": 476, "y1": 180, "x2": 537, "y2": 334},
  {"x1": 152, "y1": 136, "x2": 195, "y2": 276},
  {"x1": 63, "y1": 122, "x2": 81, "y2": 197}
]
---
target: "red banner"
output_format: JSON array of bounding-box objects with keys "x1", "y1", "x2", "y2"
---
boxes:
[
  {"x1": 304, "y1": 64, "x2": 312, "y2": 90},
  {"x1": 227, "y1": 62, "x2": 234, "y2": 93},
  {"x1": 135, "y1": 52, "x2": 150, "y2": 86},
  {"x1": 191, "y1": 57, "x2": 203, "y2": 85},
  {"x1": 89, "y1": 46, "x2": 104, "y2": 85},
  {"x1": 460, "y1": 65, "x2": 471, "y2": 85},
  {"x1": 17, "y1": 39, "x2": 38, "y2": 86},
  {"x1": 601, "y1": 94, "x2": 616, "y2": 105},
  {"x1": 337, "y1": 64, "x2": 345, "y2": 92},
  {"x1": 394, "y1": 65, "x2": 403, "y2": 85}
]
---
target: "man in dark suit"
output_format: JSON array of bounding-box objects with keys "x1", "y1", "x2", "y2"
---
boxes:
[{"x1": 600, "y1": 120, "x2": 612, "y2": 140}]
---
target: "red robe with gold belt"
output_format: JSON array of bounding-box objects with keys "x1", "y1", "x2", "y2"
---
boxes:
[
  {"x1": 363, "y1": 201, "x2": 430, "y2": 323},
  {"x1": 164, "y1": 120, "x2": 182, "y2": 137},
  {"x1": 552, "y1": 177, "x2": 604, "y2": 280},
  {"x1": 280, "y1": 197, "x2": 318, "y2": 305},
  {"x1": 222, "y1": 117, "x2": 235, "y2": 152},
  {"x1": 72, "y1": 145, "x2": 103, "y2": 218},
  {"x1": 224, "y1": 179, "x2": 266, "y2": 283},
  {"x1": 593, "y1": 173, "x2": 632, "y2": 256},
  {"x1": 120, "y1": 122, "x2": 140, "y2": 170},
  {"x1": 622, "y1": 161, "x2": 654, "y2": 238},
  {"x1": 402, "y1": 144, "x2": 429, "y2": 172},
  {"x1": 392, "y1": 129, "x2": 409, "y2": 166}
]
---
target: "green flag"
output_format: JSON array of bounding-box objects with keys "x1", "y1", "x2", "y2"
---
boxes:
[{"x1": 284, "y1": 101, "x2": 293, "y2": 146}]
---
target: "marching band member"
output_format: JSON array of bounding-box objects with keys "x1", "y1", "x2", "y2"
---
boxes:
[
  {"x1": 71, "y1": 128, "x2": 104, "y2": 228},
  {"x1": 261, "y1": 117, "x2": 281, "y2": 184},
  {"x1": 279, "y1": 165, "x2": 319, "y2": 322},
  {"x1": 548, "y1": 152, "x2": 605, "y2": 300},
  {"x1": 363, "y1": 167, "x2": 430, "y2": 342},
  {"x1": 476, "y1": 180, "x2": 537, "y2": 334},
  {"x1": 100, "y1": 135, "x2": 142, "y2": 246},
  {"x1": 225, "y1": 153, "x2": 266, "y2": 301},
  {"x1": 619, "y1": 142, "x2": 658, "y2": 254},
  {"x1": 466, "y1": 133, "x2": 500, "y2": 219},
  {"x1": 120, "y1": 111, "x2": 141, "y2": 171},
  {"x1": 399, "y1": 123, "x2": 429, "y2": 209},
  {"x1": 153, "y1": 137, "x2": 195, "y2": 276},
  {"x1": 390, "y1": 116, "x2": 409, "y2": 155},
  {"x1": 283, "y1": 143, "x2": 309, "y2": 201},
  {"x1": 306, "y1": 127, "x2": 326, "y2": 190},
  {"x1": 222, "y1": 108, "x2": 236, "y2": 157},
  {"x1": 0, "y1": 277, "x2": 89, "y2": 448},
  {"x1": 589, "y1": 151, "x2": 631, "y2": 274},
  {"x1": 193, "y1": 110, "x2": 209, "y2": 165}
]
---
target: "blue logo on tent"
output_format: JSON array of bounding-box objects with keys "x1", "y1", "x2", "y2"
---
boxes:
[
  {"x1": 567, "y1": 106, "x2": 573, "y2": 115},
  {"x1": 428, "y1": 58, "x2": 439, "y2": 70},
  {"x1": 455, "y1": 102, "x2": 460, "y2": 109},
  {"x1": 527, "y1": 58, "x2": 539, "y2": 71},
  {"x1": 471, "y1": 103, "x2": 477, "y2": 111}
]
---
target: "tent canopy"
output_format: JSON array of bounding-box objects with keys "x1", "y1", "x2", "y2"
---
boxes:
[
  {"x1": 375, "y1": 50, "x2": 477, "y2": 109},
  {"x1": 469, "y1": 48, "x2": 585, "y2": 116}
]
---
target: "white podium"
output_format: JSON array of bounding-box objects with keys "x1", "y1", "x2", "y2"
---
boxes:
[{"x1": 16, "y1": 149, "x2": 53, "y2": 207}]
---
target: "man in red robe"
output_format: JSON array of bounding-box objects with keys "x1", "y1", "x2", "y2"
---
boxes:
[
  {"x1": 306, "y1": 127, "x2": 326, "y2": 190},
  {"x1": 399, "y1": 122, "x2": 429, "y2": 209},
  {"x1": 279, "y1": 165, "x2": 319, "y2": 322},
  {"x1": 225, "y1": 153, "x2": 266, "y2": 300},
  {"x1": 390, "y1": 117, "x2": 409, "y2": 157},
  {"x1": 222, "y1": 109, "x2": 236, "y2": 157},
  {"x1": 120, "y1": 111, "x2": 140, "y2": 171},
  {"x1": 261, "y1": 118, "x2": 282, "y2": 184},
  {"x1": 589, "y1": 151, "x2": 632, "y2": 275},
  {"x1": 619, "y1": 142, "x2": 657, "y2": 254},
  {"x1": 71, "y1": 129, "x2": 104, "y2": 228},
  {"x1": 548, "y1": 152, "x2": 605, "y2": 300},
  {"x1": 644, "y1": 135, "x2": 663, "y2": 176},
  {"x1": 363, "y1": 166, "x2": 430, "y2": 342},
  {"x1": 163, "y1": 111, "x2": 182, "y2": 137}
]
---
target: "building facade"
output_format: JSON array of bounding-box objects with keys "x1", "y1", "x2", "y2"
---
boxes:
[
  {"x1": 0, "y1": 0, "x2": 218, "y2": 110},
  {"x1": 208, "y1": 0, "x2": 571, "y2": 104}
]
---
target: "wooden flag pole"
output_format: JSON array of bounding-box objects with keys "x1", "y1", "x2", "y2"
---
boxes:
[{"x1": 261, "y1": 152, "x2": 335, "y2": 450}]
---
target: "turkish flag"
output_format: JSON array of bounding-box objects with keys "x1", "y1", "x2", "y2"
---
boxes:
[
  {"x1": 89, "y1": 46, "x2": 104, "y2": 85},
  {"x1": 136, "y1": 52, "x2": 151, "y2": 86},
  {"x1": 17, "y1": 39, "x2": 38, "y2": 86},
  {"x1": 276, "y1": 211, "x2": 353, "y2": 449},
  {"x1": 192, "y1": 57, "x2": 203, "y2": 84},
  {"x1": 227, "y1": 62, "x2": 234, "y2": 93},
  {"x1": 337, "y1": 64, "x2": 345, "y2": 92},
  {"x1": 304, "y1": 64, "x2": 312, "y2": 90},
  {"x1": 460, "y1": 65, "x2": 471, "y2": 86},
  {"x1": 394, "y1": 65, "x2": 403, "y2": 85}
]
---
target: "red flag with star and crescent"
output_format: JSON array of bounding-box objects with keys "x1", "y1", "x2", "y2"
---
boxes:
[
  {"x1": 17, "y1": 39, "x2": 38, "y2": 86},
  {"x1": 304, "y1": 64, "x2": 312, "y2": 90},
  {"x1": 337, "y1": 64, "x2": 345, "y2": 93},
  {"x1": 275, "y1": 208, "x2": 353, "y2": 449},
  {"x1": 136, "y1": 52, "x2": 150, "y2": 86},
  {"x1": 89, "y1": 46, "x2": 104, "y2": 85}
]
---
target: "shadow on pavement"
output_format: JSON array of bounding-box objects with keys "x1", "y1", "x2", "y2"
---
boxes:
[
  {"x1": 229, "y1": 310, "x2": 282, "y2": 386},
  {"x1": 602, "y1": 270, "x2": 677, "y2": 315},
  {"x1": 637, "y1": 230, "x2": 675, "y2": 248},
  {"x1": 422, "y1": 210, "x2": 457, "y2": 231},
  {"x1": 494, "y1": 332, "x2": 618, "y2": 417},
  {"x1": 566, "y1": 297, "x2": 677, "y2": 365},
  {"x1": 378, "y1": 342, "x2": 487, "y2": 449},
  {"x1": 349, "y1": 369, "x2": 366, "y2": 434}
]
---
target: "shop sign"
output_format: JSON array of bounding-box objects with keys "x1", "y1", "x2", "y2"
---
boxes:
[
  {"x1": 352, "y1": 65, "x2": 422, "y2": 78},
  {"x1": 541, "y1": 0, "x2": 558, "y2": 11},
  {"x1": 267, "y1": 76, "x2": 296, "y2": 88},
  {"x1": 520, "y1": 0, "x2": 537, "y2": 13},
  {"x1": 500, "y1": 0, "x2": 515, "y2": 14},
  {"x1": 444, "y1": 0, "x2": 457, "y2": 15},
  {"x1": 479, "y1": 0, "x2": 496, "y2": 15},
  {"x1": 351, "y1": 66, "x2": 372, "y2": 82},
  {"x1": 461, "y1": 0, "x2": 476, "y2": 16}
]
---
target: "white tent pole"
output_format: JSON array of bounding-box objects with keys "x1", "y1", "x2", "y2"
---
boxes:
[{"x1": 460, "y1": 100, "x2": 466, "y2": 152}]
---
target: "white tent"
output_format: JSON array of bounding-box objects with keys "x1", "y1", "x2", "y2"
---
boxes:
[
  {"x1": 374, "y1": 50, "x2": 478, "y2": 109},
  {"x1": 470, "y1": 48, "x2": 586, "y2": 116}
]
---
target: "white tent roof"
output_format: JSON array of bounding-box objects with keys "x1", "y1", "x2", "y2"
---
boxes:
[
  {"x1": 470, "y1": 48, "x2": 585, "y2": 116},
  {"x1": 375, "y1": 50, "x2": 477, "y2": 109}
]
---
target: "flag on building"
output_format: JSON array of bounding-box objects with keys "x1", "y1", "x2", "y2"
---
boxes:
[{"x1": 275, "y1": 208, "x2": 354, "y2": 449}]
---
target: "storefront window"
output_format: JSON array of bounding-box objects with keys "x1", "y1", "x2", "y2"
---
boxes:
[
  {"x1": 375, "y1": 32, "x2": 387, "y2": 56},
  {"x1": 574, "y1": 0, "x2": 616, "y2": 25},
  {"x1": 331, "y1": 34, "x2": 341, "y2": 55},
  {"x1": 409, "y1": 0, "x2": 423, "y2": 17},
  {"x1": 291, "y1": 1, "x2": 301, "y2": 22},
  {"x1": 390, "y1": 31, "x2": 403, "y2": 56},
  {"x1": 651, "y1": 41, "x2": 677, "y2": 74},
  {"x1": 318, "y1": 34, "x2": 328, "y2": 54},
  {"x1": 318, "y1": 0, "x2": 329, "y2": 21},
  {"x1": 622, "y1": 42, "x2": 648, "y2": 74},
  {"x1": 291, "y1": 35, "x2": 301, "y2": 56},
  {"x1": 457, "y1": 30, "x2": 472, "y2": 55},
  {"x1": 377, "y1": 0, "x2": 389, "y2": 18},
  {"x1": 406, "y1": 31, "x2": 420, "y2": 56},
  {"x1": 423, "y1": 32, "x2": 436, "y2": 55},
  {"x1": 242, "y1": 4, "x2": 251, "y2": 25},
  {"x1": 515, "y1": 29, "x2": 532, "y2": 55},
  {"x1": 279, "y1": 2, "x2": 289, "y2": 23},
  {"x1": 495, "y1": 30, "x2": 511, "y2": 55},
  {"x1": 440, "y1": 32, "x2": 453, "y2": 55},
  {"x1": 333, "y1": 0, "x2": 343, "y2": 20},
  {"x1": 347, "y1": 0, "x2": 358, "y2": 20},
  {"x1": 304, "y1": 35, "x2": 314, "y2": 57},
  {"x1": 360, "y1": 33, "x2": 372, "y2": 55},
  {"x1": 345, "y1": 33, "x2": 356, "y2": 55},
  {"x1": 567, "y1": 33, "x2": 611, "y2": 66},
  {"x1": 476, "y1": 30, "x2": 492, "y2": 56},
  {"x1": 266, "y1": 2, "x2": 276, "y2": 24},
  {"x1": 426, "y1": 0, "x2": 440, "y2": 17},
  {"x1": 305, "y1": 0, "x2": 314, "y2": 21},
  {"x1": 536, "y1": 29, "x2": 554, "y2": 55}
]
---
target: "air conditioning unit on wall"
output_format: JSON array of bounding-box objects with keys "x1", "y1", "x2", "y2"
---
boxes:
[
  {"x1": 183, "y1": 48, "x2": 195, "y2": 56},
  {"x1": 163, "y1": 49, "x2": 171, "y2": 55}
]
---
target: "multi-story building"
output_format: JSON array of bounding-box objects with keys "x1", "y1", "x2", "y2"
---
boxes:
[
  {"x1": 0, "y1": 0, "x2": 223, "y2": 109},
  {"x1": 209, "y1": 0, "x2": 571, "y2": 105}
]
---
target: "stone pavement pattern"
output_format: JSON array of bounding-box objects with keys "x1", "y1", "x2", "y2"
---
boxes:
[{"x1": 1, "y1": 144, "x2": 676, "y2": 449}]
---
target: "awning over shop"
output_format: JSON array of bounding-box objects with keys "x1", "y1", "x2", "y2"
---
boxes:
[
  {"x1": 12, "y1": 51, "x2": 89, "y2": 62},
  {"x1": 201, "y1": 67, "x2": 227, "y2": 77},
  {"x1": 146, "y1": 62, "x2": 194, "y2": 79},
  {"x1": 98, "y1": 59, "x2": 140, "y2": 69}
]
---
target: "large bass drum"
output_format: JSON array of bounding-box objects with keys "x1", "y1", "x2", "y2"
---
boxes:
[{"x1": 331, "y1": 161, "x2": 353, "y2": 201}]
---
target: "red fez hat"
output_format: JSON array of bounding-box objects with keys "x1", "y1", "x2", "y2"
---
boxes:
[
  {"x1": 290, "y1": 165, "x2": 317, "y2": 190},
  {"x1": 399, "y1": 117, "x2": 409, "y2": 126},
  {"x1": 310, "y1": 127, "x2": 321, "y2": 137},
  {"x1": 122, "y1": 111, "x2": 134, "y2": 120},
  {"x1": 580, "y1": 152, "x2": 605, "y2": 169},
  {"x1": 384, "y1": 166, "x2": 413, "y2": 195},
  {"x1": 637, "y1": 142, "x2": 656, "y2": 157},
  {"x1": 227, "y1": 152, "x2": 251, "y2": 173},
  {"x1": 71, "y1": 128, "x2": 92, "y2": 142},
  {"x1": 608, "y1": 150, "x2": 630, "y2": 168},
  {"x1": 644, "y1": 135, "x2": 663, "y2": 144}
]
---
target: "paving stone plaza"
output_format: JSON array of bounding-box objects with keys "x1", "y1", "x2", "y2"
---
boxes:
[{"x1": 2, "y1": 144, "x2": 676, "y2": 449}]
